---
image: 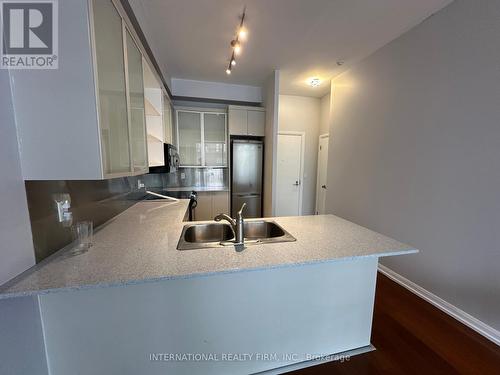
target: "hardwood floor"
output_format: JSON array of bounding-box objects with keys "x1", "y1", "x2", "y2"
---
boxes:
[{"x1": 288, "y1": 273, "x2": 500, "y2": 375}]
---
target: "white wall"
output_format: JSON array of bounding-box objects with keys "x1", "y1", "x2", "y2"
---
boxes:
[
  {"x1": 278, "y1": 95, "x2": 321, "y2": 215},
  {"x1": 319, "y1": 93, "x2": 331, "y2": 135},
  {"x1": 327, "y1": 0, "x2": 500, "y2": 332},
  {"x1": 171, "y1": 78, "x2": 262, "y2": 103},
  {"x1": 263, "y1": 71, "x2": 280, "y2": 217},
  {"x1": 0, "y1": 71, "x2": 35, "y2": 285}
]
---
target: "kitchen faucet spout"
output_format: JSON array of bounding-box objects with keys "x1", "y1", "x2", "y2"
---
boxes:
[{"x1": 214, "y1": 203, "x2": 246, "y2": 246}]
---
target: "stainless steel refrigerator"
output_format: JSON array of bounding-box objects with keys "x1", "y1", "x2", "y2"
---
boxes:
[{"x1": 231, "y1": 139, "x2": 263, "y2": 218}]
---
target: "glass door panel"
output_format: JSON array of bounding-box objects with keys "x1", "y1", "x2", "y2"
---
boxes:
[
  {"x1": 92, "y1": 0, "x2": 131, "y2": 175},
  {"x1": 163, "y1": 93, "x2": 172, "y2": 144},
  {"x1": 125, "y1": 30, "x2": 147, "y2": 171},
  {"x1": 178, "y1": 111, "x2": 202, "y2": 166},
  {"x1": 204, "y1": 113, "x2": 227, "y2": 166}
]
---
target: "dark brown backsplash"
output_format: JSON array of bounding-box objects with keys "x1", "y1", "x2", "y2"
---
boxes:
[
  {"x1": 25, "y1": 169, "x2": 228, "y2": 263},
  {"x1": 25, "y1": 176, "x2": 144, "y2": 263}
]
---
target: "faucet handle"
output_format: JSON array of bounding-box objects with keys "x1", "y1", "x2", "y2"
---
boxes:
[{"x1": 237, "y1": 203, "x2": 247, "y2": 218}]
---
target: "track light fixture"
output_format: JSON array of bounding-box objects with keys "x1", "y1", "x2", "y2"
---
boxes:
[{"x1": 226, "y1": 6, "x2": 247, "y2": 75}]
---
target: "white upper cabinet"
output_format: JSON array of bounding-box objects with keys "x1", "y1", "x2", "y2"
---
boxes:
[
  {"x1": 176, "y1": 109, "x2": 227, "y2": 167},
  {"x1": 228, "y1": 109, "x2": 247, "y2": 135},
  {"x1": 144, "y1": 60, "x2": 172, "y2": 167},
  {"x1": 228, "y1": 106, "x2": 265, "y2": 137},
  {"x1": 247, "y1": 110, "x2": 266, "y2": 136},
  {"x1": 9, "y1": 0, "x2": 152, "y2": 180}
]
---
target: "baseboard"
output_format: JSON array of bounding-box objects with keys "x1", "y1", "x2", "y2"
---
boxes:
[{"x1": 378, "y1": 264, "x2": 500, "y2": 346}]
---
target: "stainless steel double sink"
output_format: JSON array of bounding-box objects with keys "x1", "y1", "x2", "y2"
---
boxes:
[{"x1": 177, "y1": 220, "x2": 296, "y2": 250}]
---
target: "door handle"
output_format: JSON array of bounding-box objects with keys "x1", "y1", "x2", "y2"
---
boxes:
[
  {"x1": 321, "y1": 185, "x2": 327, "y2": 189},
  {"x1": 293, "y1": 180, "x2": 300, "y2": 186}
]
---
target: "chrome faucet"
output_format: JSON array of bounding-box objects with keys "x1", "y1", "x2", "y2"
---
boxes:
[{"x1": 214, "y1": 203, "x2": 246, "y2": 245}]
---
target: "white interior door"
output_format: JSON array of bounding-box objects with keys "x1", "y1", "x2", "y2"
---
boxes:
[
  {"x1": 315, "y1": 134, "x2": 329, "y2": 214},
  {"x1": 276, "y1": 132, "x2": 304, "y2": 216}
]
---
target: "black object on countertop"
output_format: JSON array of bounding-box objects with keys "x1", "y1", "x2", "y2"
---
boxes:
[{"x1": 142, "y1": 190, "x2": 197, "y2": 221}]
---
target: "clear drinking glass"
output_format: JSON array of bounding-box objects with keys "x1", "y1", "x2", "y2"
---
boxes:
[{"x1": 72, "y1": 221, "x2": 93, "y2": 251}]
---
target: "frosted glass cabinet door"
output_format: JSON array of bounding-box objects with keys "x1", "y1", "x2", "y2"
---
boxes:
[
  {"x1": 178, "y1": 111, "x2": 202, "y2": 166},
  {"x1": 204, "y1": 113, "x2": 227, "y2": 166},
  {"x1": 163, "y1": 93, "x2": 172, "y2": 144},
  {"x1": 125, "y1": 30, "x2": 147, "y2": 172},
  {"x1": 93, "y1": 0, "x2": 131, "y2": 175}
]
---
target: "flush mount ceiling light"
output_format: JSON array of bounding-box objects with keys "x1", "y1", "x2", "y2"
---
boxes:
[
  {"x1": 308, "y1": 78, "x2": 321, "y2": 87},
  {"x1": 226, "y1": 7, "x2": 247, "y2": 75}
]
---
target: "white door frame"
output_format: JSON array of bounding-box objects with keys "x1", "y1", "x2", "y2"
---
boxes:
[
  {"x1": 315, "y1": 133, "x2": 329, "y2": 214},
  {"x1": 277, "y1": 131, "x2": 305, "y2": 215}
]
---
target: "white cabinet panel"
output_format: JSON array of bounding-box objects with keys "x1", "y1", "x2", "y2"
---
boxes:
[
  {"x1": 228, "y1": 109, "x2": 247, "y2": 135},
  {"x1": 247, "y1": 110, "x2": 265, "y2": 136},
  {"x1": 228, "y1": 106, "x2": 265, "y2": 137},
  {"x1": 194, "y1": 191, "x2": 230, "y2": 221},
  {"x1": 9, "y1": 0, "x2": 102, "y2": 180}
]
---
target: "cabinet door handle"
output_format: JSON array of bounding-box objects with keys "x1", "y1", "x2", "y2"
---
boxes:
[{"x1": 321, "y1": 185, "x2": 327, "y2": 189}]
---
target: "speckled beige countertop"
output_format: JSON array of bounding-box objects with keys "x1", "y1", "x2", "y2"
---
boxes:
[{"x1": 0, "y1": 200, "x2": 417, "y2": 299}]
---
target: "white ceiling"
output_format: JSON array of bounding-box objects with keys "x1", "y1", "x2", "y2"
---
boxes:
[{"x1": 130, "y1": 0, "x2": 452, "y2": 98}]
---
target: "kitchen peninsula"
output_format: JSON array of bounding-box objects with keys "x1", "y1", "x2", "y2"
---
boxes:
[{"x1": 0, "y1": 200, "x2": 417, "y2": 375}]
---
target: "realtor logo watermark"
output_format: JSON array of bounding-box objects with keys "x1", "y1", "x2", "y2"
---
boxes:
[{"x1": 0, "y1": 0, "x2": 58, "y2": 69}]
